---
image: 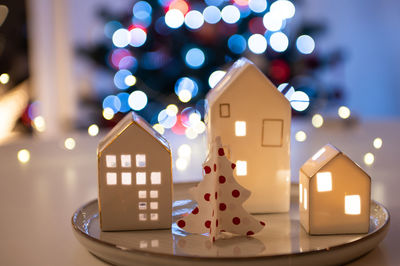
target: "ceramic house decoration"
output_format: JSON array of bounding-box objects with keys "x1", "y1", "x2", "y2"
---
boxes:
[
  {"x1": 97, "y1": 111, "x2": 172, "y2": 231},
  {"x1": 205, "y1": 58, "x2": 291, "y2": 213},
  {"x1": 299, "y1": 144, "x2": 371, "y2": 235}
]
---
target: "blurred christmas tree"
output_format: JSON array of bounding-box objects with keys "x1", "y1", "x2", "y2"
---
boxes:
[{"x1": 80, "y1": 0, "x2": 345, "y2": 138}]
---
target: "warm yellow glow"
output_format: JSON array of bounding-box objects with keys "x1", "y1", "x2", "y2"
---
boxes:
[
  {"x1": 64, "y1": 137, "x2": 76, "y2": 150},
  {"x1": 345, "y1": 195, "x2": 361, "y2": 215},
  {"x1": 0, "y1": 73, "x2": 10, "y2": 84},
  {"x1": 304, "y1": 188, "x2": 307, "y2": 210},
  {"x1": 178, "y1": 89, "x2": 192, "y2": 103},
  {"x1": 193, "y1": 121, "x2": 206, "y2": 134},
  {"x1": 106, "y1": 172, "x2": 117, "y2": 185},
  {"x1": 364, "y1": 152, "x2": 374, "y2": 165},
  {"x1": 124, "y1": 75, "x2": 137, "y2": 86},
  {"x1": 235, "y1": 121, "x2": 246, "y2": 136},
  {"x1": 152, "y1": 123, "x2": 165, "y2": 135},
  {"x1": 299, "y1": 183, "x2": 303, "y2": 203},
  {"x1": 17, "y1": 149, "x2": 30, "y2": 163},
  {"x1": 88, "y1": 124, "x2": 99, "y2": 136},
  {"x1": 338, "y1": 106, "x2": 351, "y2": 119},
  {"x1": 312, "y1": 147, "x2": 326, "y2": 160},
  {"x1": 121, "y1": 172, "x2": 132, "y2": 185},
  {"x1": 178, "y1": 144, "x2": 191, "y2": 158},
  {"x1": 295, "y1": 130, "x2": 307, "y2": 142},
  {"x1": 189, "y1": 112, "x2": 201, "y2": 124},
  {"x1": 236, "y1": 160, "x2": 247, "y2": 176},
  {"x1": 166, "y1": 104, "x2": 178, "y2": 116},
  {"x1": 102, "y1": 108, "x2": 114, "y2": 120},
  {"x1": 32, "y1": 116, "x2": 46, "y2": 132},
  {"x1": 373, "y1": 138, "x2": 383, "y2": 149},
  {"x1": 316, "y1": 172, "x2": 332, "y2": 192},
  {"x1": 311, "y1": 114, "x2": 324, "y2": 128},
  {"x1": 185, "y1": 127, "x2": 198, "y2": 139},
  {"x1": 176, "y1": 157, "x2": 188, "y2": 171}
]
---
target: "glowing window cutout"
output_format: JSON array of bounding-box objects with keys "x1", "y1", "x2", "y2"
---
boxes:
[
  {"x1": 235, "y1": 121, "x2": 246, "y2": 136},
  {"x1": 106, "y1": 155, "x2": 117, "y2": 168},
  {"x1": 138, "y1": 202, "x2": 147, "y2": 210},
  {"x1": 139, "y1": 240, "x2": 148, "y2": 248},
  {"x1": 150, "y1": 213, "x2": 158, "y2": 221},
  {"x1": 312, "y1": 148, "x2": 326, "y2": 161},
  {"x1": 236, "y1": 160, "x2": 247, "y2": 176},
  {"x1": 345, "y1": 195, "x2": 361, "y2": 215},
  {"x1": 316, "y1": 172, "x2": 332, "y2": 192},
  {"x1": 136, "y1": 172, "x2": 146, "y2": 185},
  {"x1": 138, "y1": 190, "x2": 147, "y2": 198},
  {"x1": 121, "y1": 172, "x2": 132, "y2": 185},
  {"x1": 136, "y1": 154, "x2": 146, "y2": 167},
  {"x1": 106, "y1": 172, "x2": 117, "y2": 185},
  {"x1": 139, "y1": 213, "x2": 147, "y2": 221},
  {"x1": 151, "y1": 172, "x2": 161, "y2": 184},
  {"x1": 304, "y1": 188, "x2": 307, "y2": 210},
  {"x1": 299, "y1": 183, "x2": 303, "y2": 203},
  {"x1": 150, "y1": 190, "x2": 158, "y2": 198},
  {"x1": 150, "y1": 202, "x2": 158, "y2": 210},
  {"x1": 121, "y1": 154, "x2": 131, "y2": 167},
  {"x1": 151, "y1": 239, "x2": 159, "y2": 247}
]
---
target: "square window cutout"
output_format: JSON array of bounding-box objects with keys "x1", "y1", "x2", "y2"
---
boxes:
[
  {"x1": 138, "y1": 202, "x2": 147, "y2": 210},
  {"x1": 150, "y1": 202, "x2": 158, "y2": 210},
  {"x1": 345, "y1": 195, "x2": 361, "y2": 215},
  {"x1": 121, "y1": 154, "x2": 131, "y2": 167},
  {"x1": 151, "y1": 239, "x2": 159, "y2": 248},
  {"x1": 316, "y1": 172, "x2": 332, "y2": 192},
  {"x1": 151, "y1": 172, "x2": 161, "y2": 185},
  {"x1": 138, "y1": 190, "x2": 147, "y2": 199},
  {"x1": 139, "y1": 240, "x2": 148, "y2": 248},
  {"x1": 236, "y1": 160, "x2": 247, "y2": 176},
  {"x1": 121, "y1": 172, "x2": 132, "y2": 185},
  {"x1": 150, "y1": 190, "x2": 158, "y2": 198},
  {"x1": 235, "y1": 121, "x2": 246, "y2": 136},
  {"x1": 136, "y1": 172, "x2": 146, "y2": 185},
  {"x1": 136, "y1": 154, "x2": 146, "y2": 167},
  {"x1": 106, "y1": 155, "x2": 116, "y2": 168},
  {"x1": 106, "y1": 172, "x2": 117, "y2": 185},
  {"x1": 150, "y1": 213, "x2": 158, "y2": 221},
  {"x1": 139, "y1": 213, "x2": 147, "y2": 221},
  {"x1": 220, "y1": 103, "x2": 230, "y2": 118}
]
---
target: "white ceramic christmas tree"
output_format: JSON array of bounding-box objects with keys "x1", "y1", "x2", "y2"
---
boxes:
[{"x1": 176, "y1": 137, "x2": 265, "y2": 242}]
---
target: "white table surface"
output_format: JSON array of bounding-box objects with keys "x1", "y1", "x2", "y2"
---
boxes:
[{"x1": 0, "y1": 118, "x2": 399, "y2": 265}]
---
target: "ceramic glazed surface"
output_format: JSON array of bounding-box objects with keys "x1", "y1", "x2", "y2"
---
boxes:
[{"x1": 72, "y1": 184, "x2": 389, "y2": 266}]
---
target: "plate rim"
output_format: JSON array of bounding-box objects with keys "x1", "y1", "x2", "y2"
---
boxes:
[{"x1": 71, "y1": 198, "x2": 390, "y2": 262}]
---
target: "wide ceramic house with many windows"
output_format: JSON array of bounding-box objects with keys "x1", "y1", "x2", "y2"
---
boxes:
[{"x1": 97, "y1": 112, "x2": 172, "y2": 231}]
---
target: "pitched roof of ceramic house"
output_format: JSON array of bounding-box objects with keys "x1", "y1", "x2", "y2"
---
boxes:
[
  {"x1": 98, "y1": 111, "x2": 170, "y2": 155},
  {"x1": 206, "y1": 57, "x2": 288, "y2": 105}
]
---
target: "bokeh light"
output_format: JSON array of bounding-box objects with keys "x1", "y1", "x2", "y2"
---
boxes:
[
  {"x1": 176, "y1": 157, "x2": 189, "y2": 171},
  {"x1": 17, "y1": 149, "x2": 30, "y2": 163},
  {"x1": 88, "y1": 124, "x2": 99, "y2": 136},
  {"x1": 269, "y1": 32, "x2": 289, "y2": 52},
  {"x1": 129, "y1": 28, "x2": 147, "y2": 47},
  {"x1": 311, "y1": 114, "x2": 324, "y2": 128},
  {"x1": 295, "y1": 130, "x2": 307, "y2": 142},
  {"x1": 124, "y1": 75, "x2": 137, "y2": 87},
  {"x1": 166, "y1": 104, "x2": 179, "y2": 116},
  {"x1": 338, "y1": 106, "x2": 351, "y2": 119},
  {"x1": 102, "y1": 95, "x2": 121, "y2": 113},
  {"x1": 208, "y1": 70, "x2": 226, "y2": 88},
  {"x1": 290, "y1": 91, "x2": 310, "y2": 112},
  {"x1": 174, "y1": 77, "x2": 198, "y2": 97},
  {"x1": 184, "y1": 10, "x2": 204, "y2": 30},
  {"x1": 165, "y1": 9, "x2": 184, "y2": 28},
  {"x1": 103, "y1": 108, "x2": 115, "y2": 120},
  {"x1": 248, "y1": 34, "x2": 267, "y2": 54},
  {"x1": 128, "y1": 90, "x2": 148, "y2": 111},
  {"x1": 249, "y1": 0, "x2": 267, "y2": 13},
  {"x1": 178, "y1": 144, "x2": 192, "y2": 158},
  {"x1": 296, "y1": 35, "x2": 315, "y2": 54},
  {"x1": 32, "y1": 116, "x2": 46, "y2": 132},
  {"x1": 153, "y1": 123, "x2": 165, "y2": 135},
  {"x1": 0, "y1": 73, "x2": 10, "y2": 84},
  {"x1": 112, "y1": 28, "x2": 131, "y2": 48},
  {"x1": 104, "y1": 21, "x2": 122, "y2": 39},
  {"x1": 263, "y1": 12, "x2": 282, "y2": 31},
  {"x1": 158, "y1": 109, "x2": 177, "y2": 128},
  {"x1": 228, "y1": 34, "x2": 247, "y2": 54},
  {"x1": 373, "y1": 138, "x2": 383, "y2": 149},
  {"x1": 221, "y1": 5, "x2": 240, "y2": 24},
  {"x1": 270, "y1": 0, "x2": 295, "y2": 19},
  {"x1": 133, "y1": 1, "x2": 152, "y2": 20},
  {"x1": 168, "y1": 0, "x2": 189, "y2": 14},
  {"x1": 185, "y1": 127, "x2": 198, "y2": 139},
  {"x1": 364, "y1": 152, "x2": 374, "y2": 166},
  {"x1": 114, "y1": 69, "x2": 133, "y2": 90},
  {"x1": 185, "y1": 48, "x2": 205, "y2": 69},
  {"x1": 64, "y1": 138, "x2": 76, "y2": 150},
  {"x1": 203, "y1": 6, "x2": 221, "y2": 24},
  {"x1": 178, "y1": 90, "x2": 192, "y2": 103}
]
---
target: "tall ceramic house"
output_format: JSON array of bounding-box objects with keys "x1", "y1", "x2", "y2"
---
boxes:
[
  {"x1": 206, "y1": 58, "x2": 291, "y2": 213},
  {"x1": 299, "y1": 144, "x2": 371, "y2": 235},
  {"x1": 98, "y1": 112, "x2": 173, "y2": 231}
]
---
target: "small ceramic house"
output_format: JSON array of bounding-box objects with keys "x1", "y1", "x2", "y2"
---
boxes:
[
  {"x1": 97, "y1": 112, "x2": 173, "y2": 231},
  {"x1": 299, "y1": 144, "x2": 371, "y2": 235},
  {"x1": 206, "y1": 58, "x2": 291, "y2": 213}
]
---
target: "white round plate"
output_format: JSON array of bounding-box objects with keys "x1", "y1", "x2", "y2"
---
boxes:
[{"x1": 72, "y1": 184, "x2": 389, "y2": 266}]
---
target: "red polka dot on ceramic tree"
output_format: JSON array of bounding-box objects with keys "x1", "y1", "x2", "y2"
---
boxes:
[
  {"x1": 204, "y1": 166, "x2": 211, "y2": 174},
  {"x1": 232, "y1": 189, "x2": 240, "y2": 198},
  {"x1": 232, "y1": 217, "x2": 241, "y2": 225},
  {"x1": 219, "y1": 176, "x2": 226, "y2": 184},
  {"x1": 177, "y1": 220, "x2": 185, "y2": 228},
  {"x1": 205, "y1": 220, "x2": 211, "y2": 228},
  {"x1": 218, "y1": 148, "x2": 225, "y2": 156},
  {"x1": 219, "y1": 203, "x2": 227, "y2": 211},
  {"x1": 204, "y1": 193, "x2": 211, "y2": 201},
  {"x1": 192, "y1": 207, "x2": 199, "y2": 214}
]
